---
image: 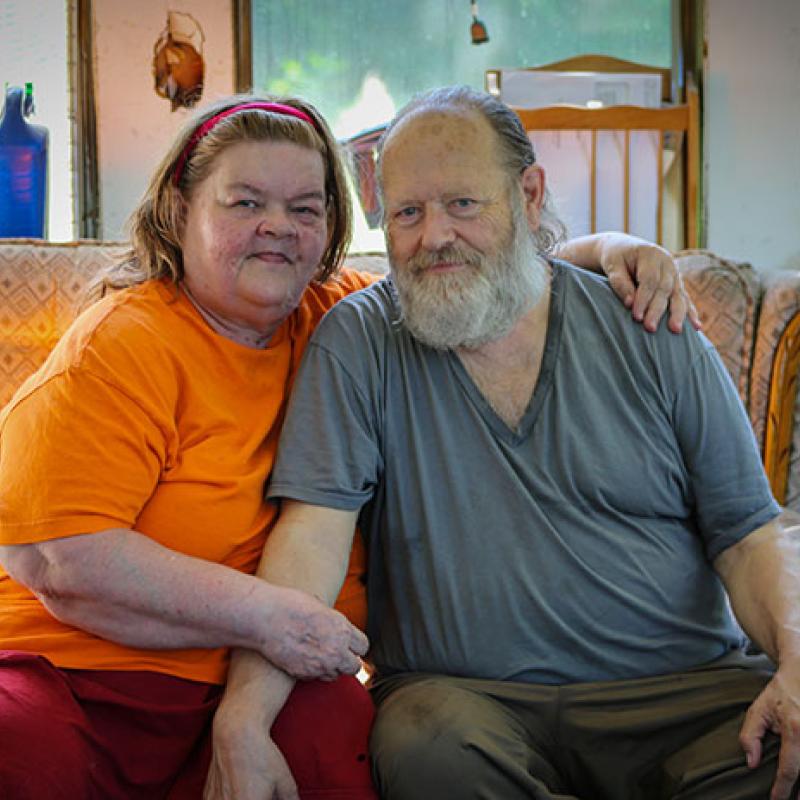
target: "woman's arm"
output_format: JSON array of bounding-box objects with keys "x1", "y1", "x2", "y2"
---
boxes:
[
  {"x1": 557, "y1": 232, "x2": 701, "y2": 334},
  {"x1": 0, "y1": 527, "x2": 366, "y2": 680}
]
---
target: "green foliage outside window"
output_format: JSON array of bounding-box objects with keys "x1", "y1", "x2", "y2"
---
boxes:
[{"x1": 251, "y1": 0, "x2": 671, "y2": 138}]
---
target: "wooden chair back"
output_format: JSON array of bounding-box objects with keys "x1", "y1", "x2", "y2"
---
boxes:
[{"x1": 512, "y1": 83, "x2": 699, "y2": 248}]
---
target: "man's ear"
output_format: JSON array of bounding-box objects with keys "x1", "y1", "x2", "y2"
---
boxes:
[{"x1": 520, "y1": 164, "x2": 546, "y2": 231}]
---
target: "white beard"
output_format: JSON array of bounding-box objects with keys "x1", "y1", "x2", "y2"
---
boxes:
[{"x1": 389, "y1": 197, "x2": 549, "y2": 350}]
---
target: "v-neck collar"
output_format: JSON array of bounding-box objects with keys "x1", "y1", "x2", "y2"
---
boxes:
[{"x1": 447, "y1": 261, "x2": 565, "y2": 445}]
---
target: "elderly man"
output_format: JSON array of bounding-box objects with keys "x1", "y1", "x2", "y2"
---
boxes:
[{"x1": 213, "y1": 86, "x2": 800, "y2": 800}]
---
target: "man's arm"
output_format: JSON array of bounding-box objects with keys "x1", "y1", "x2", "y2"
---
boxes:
[
  {"x1": 714, "y1": 510, "x2": 800, "y2": 800},
  {"x1": 556, "y1": 232, "x2": 701, "y2": 334},
  {"x1": 205, "y1": 501, "x2": 359, "y2": 800}
]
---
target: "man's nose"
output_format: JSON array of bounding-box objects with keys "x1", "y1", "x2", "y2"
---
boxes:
[
  {"x1": 256, "y1": 206, "x2": 295, "y2": 237},
  {"x1": 420, "y1": 206, "x2": 456, "y2": 251}
]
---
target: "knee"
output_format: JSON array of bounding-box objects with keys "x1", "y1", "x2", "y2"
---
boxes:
[
  {"x1": 370, "y1": 679, "x2": 495, "y2": 798},
  {"x1": 0, "y1": 673, "x2": 89, "y2": 798},
  {"x1": 273, "y1": 676, "x2": 377, "y2": 797}
]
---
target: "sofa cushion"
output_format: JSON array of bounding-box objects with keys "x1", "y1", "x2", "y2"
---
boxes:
[
  {"x1": 677, "y1": 249, "x2": 760, "y2": 414},
  {"x1": 343, "y1": 253, "x2": 389, "y2": 275},
  {"x1": 0, "y1": 240, "x2": 126, "y2": 406}
]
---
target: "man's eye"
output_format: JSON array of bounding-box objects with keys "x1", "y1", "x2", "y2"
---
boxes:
[
  {"x1": 451, "y1": 198, "x2": 477, "y2": 212},
  {"x1": 233, "y1": 199, "x2": 258, "y2": 209}
]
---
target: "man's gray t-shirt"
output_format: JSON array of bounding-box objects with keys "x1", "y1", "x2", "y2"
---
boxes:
[{"x1": 269, "y1": 261, "x2": 780, "y2": 685}]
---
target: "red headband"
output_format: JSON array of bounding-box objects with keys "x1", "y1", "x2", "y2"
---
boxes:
[{"x1": 172, "y1": 102, "x2": 317, "y2": 186}]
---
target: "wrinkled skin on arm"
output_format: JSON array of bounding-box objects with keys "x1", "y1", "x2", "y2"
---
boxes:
[{"x1": 715, "y1": 511, "x2": 800, "y2": 800}]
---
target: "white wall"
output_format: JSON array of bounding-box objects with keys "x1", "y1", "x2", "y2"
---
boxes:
[
  {"x1": 704, "y1": 0, "x2": 800, "y2": 271},
  {"x1": 93, "y1": 0, "x2": 234, "y2": 239}
]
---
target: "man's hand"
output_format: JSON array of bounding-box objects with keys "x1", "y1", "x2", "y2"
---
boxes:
[
  {"x1": 596, "y1": 233, "x2": 701, "y2": 334},
  {"x1": 740, "y1": 664, "x2": 800, "y2": 800},
  {"x1": 204, "y1": 711, "x2": 298, "y2": 800},
  {"x1": 262, "y1": 586, "x2": 368, "y2": 681}
]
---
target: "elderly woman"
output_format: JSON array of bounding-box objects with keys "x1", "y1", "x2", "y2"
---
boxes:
[{"x1": 0, "y1": 93, "x2": 691, "y2": 799}]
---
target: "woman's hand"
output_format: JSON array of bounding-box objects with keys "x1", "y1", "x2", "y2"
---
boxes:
[
  {"x1": 557, "y1": 232, "x2": 702, "y2": 334},
  {"x1": 598, "y1": 233, "x2": 701, "y2": 334},
  {"x1": 260, "y1": 586, "x2": 368, "y2": 681}
]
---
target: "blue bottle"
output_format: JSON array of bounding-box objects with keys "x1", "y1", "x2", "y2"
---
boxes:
[{"x1": 0, "y1": 84, "x2": 48, "y2": 238}]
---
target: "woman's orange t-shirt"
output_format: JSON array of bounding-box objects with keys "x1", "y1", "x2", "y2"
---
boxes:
[{"x1": 0, "y1": 271, "x2": 374, "y2": 684}]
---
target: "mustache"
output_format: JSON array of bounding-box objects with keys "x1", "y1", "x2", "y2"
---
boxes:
[{"x1": 405, "y1": 245, "x2": 483, "y2": 275}]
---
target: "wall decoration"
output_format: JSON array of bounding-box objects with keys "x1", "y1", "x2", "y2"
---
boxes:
[{"x1": 153, "y1": 11, "x2": 205, "y2": 111}]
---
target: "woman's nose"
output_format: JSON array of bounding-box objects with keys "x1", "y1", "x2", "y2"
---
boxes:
[{"x1": 256, "y1": 206, "x2": 295, "y2": 237}]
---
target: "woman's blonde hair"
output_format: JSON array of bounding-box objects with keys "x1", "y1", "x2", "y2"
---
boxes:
[{"x1": 90, "y1": 94, "x2": 352, "y2": 300}]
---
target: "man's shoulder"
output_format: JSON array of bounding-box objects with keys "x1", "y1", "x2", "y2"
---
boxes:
[
  {"x1": 554, "y1": 257, "x2": 710, "y2": 350},
  {"x1": 309, "y1": 276, "x2": 399, "y2": 342},
  {"x1": 552, "y1": 257, "x2": 616, "y2": 298}
]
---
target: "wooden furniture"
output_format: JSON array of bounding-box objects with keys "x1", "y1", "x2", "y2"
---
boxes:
[{"x1": 488, "y1": 55, "x2": 699, "y2": 249}]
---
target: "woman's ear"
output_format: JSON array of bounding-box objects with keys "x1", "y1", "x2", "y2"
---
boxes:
[{"x1": 519, "y1": 164, "x2": 546, "y2": 231}]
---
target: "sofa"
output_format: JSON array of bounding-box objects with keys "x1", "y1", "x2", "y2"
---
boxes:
[{"x1": 1, "y1": 239, "x2": 800, "y2": 510}]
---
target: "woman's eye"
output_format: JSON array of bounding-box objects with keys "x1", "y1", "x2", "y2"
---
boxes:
[
  {"x1": 394, "y1": 207, "x2": 419, "y2": 222},
  {"x1": 291, "y1": 206, "x2": 322, "y2": 217},
  {"x1": 233, "y1": 198, "x2": 258, "y2": 209}
]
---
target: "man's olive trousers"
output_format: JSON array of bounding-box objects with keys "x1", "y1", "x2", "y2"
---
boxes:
[{"x1": 370, "y1": 651, "x2": 781, "y2": 800}]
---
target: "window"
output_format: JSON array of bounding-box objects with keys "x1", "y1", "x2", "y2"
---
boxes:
[
  {"x1": 246, "y1": 0, "x2": 674, "y2": 250},
  {"x1": 249, "y1": 0, "x2": 672, "y2": 140},
  {"x1": 0, "y1": 0, "x2": 73, "y2": 240}
]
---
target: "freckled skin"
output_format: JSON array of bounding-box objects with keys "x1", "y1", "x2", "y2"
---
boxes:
[
  {"x1": 381, "y1": 110, "x2": 531, "y2": 269},
  {"x1": 180, "y1": 140, "x2": 329, "y2": 344}
]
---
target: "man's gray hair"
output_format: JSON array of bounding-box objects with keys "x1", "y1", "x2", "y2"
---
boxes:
[{"x1": 376, "y1": 85, "x2": 567, "y2": 254}]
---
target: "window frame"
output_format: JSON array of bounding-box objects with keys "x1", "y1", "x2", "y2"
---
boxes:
[{"x1": 71, "y1": 0, "x2": 101, "y2": 240}]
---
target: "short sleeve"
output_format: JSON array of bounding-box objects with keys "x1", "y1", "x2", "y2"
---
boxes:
[
  {"x1": 673, "y1": 342, "x2": 780, "y2": 560},
  {"x1": 0, "y1": 367, "x2": 169, "y2": 543},
  {"x1": 268, "y1": 334, "x2": 383, "y2": 511}
]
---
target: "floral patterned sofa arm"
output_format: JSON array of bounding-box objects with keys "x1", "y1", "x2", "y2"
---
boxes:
[
  {"x1": 0, "y1": 239, "x2": 128, "y2": 407},
  {"x1": 677, "y1": 249, "x2": 800, "y2": 511}
]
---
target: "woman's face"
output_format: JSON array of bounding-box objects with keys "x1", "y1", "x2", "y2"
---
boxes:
[{"x1": 180, "y1": 139, "x2": 329, "y2": 343}]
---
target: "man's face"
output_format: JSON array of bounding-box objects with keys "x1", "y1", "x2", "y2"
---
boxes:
[
  {"x1": 381, "y1": 109, "x2": 546, "y2": 349},
  {"x1": 382, "y1": 110, "x2": 514, "y2": 274}
]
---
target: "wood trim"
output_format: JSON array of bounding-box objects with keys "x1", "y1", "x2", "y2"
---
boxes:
[
  {"x1": 590, "y1": 130, "x2": 597, "y2": 234},
  {"x1": 623, "y1": 130, "x2": 630, "y2": 233},
  {"x1": 763, "y1": 312, "x2": 800, "y2": 506},
  {"x1": 512, "y1": 104, "x2": 690, "y2": 131},
  {"x1": 656, "y1": 130, "x2": 664, "y2": 245},
  {"x1": 685, "y1": 78, "x2": 700, "y2": 248},
  {"x1": 233, "y1": 0, "x2": 253, "y2": 93},
  {"x1": 71, "y1": 0, "x2": 100, "y2": 240}
]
